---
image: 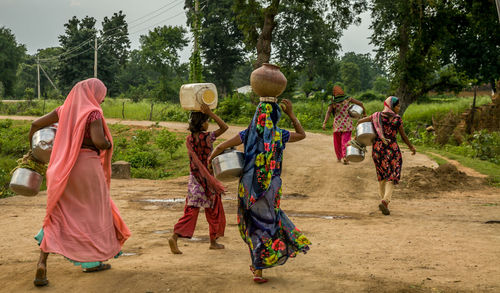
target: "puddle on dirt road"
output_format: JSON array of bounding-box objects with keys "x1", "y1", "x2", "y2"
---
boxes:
[
  {"x1": 289, "y1": 213, "x2": 351, "y2": 220},
  {"x1": 132, "y1": 198, "x2": 185, "y2": 209},
  {"x1": 122, "y1": 252, "x2": 138, "y2": 256},
  {"x1": 187, "y1": 236, "x2": 210, "y2": 243},
  {"x1": 139, "y1": 198, "x2": 185, "y2": 204},
  {"x1": 153, "y1": 229, "x2": 171, "y2": 234}
]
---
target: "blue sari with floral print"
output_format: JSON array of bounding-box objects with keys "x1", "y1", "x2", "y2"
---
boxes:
[{"x1": 237, "y1": 102, "x2": 310, "y2": 270}]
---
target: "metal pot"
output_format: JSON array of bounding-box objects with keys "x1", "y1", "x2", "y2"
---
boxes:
[
  {"x1": 32, "y1": 126, "x2": 57, "y2": 163},
  {"x1": 348, "y1": 104, "x2": 363, "y2": 119},
  {"x1": 345, "y1": 145, "x2": 365, "y2": 162},
  {"x1": 356, "y1": 122, "x2": 376, "y2": 146},
  {"x1": 9, "y1": 168, "x2": 43, "y2": 196},
  {"x1": 212, "y1": 148, "x2": 244, "y2": 181}
]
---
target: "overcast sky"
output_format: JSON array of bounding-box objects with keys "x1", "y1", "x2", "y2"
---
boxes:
[{"x1": 0, "y1": 0, "x2": 374, "y2": 62}]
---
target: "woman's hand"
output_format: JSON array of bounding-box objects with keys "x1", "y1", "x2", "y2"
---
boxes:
[
  {"x1": 280, "y1": 99, "x2": 293, "y2": 116},
  {"x1": 322, "y1": 122, "x2": 327, "y2": 130},
  {"x1": 200, "y1": 103, "x2": 212, "y2": 115},
  {"x1": 409, "y1": 145, "x2": 416, "y2": 155}
]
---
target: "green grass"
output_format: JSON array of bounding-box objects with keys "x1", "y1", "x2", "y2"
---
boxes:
[{"x1": 417, "y1": 144, "x2": 500, "y2": 187}]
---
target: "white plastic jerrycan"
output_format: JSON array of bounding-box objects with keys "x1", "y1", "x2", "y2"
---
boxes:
[{"x1": 179, "y1": 83, "x2": 218, "y2": 111}]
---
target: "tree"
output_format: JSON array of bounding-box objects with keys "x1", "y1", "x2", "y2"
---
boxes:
[
  {"x1": 233, "y1": 0, "x2": 367, "y2": 69},
  {"x1": 57, "y1": 16, "x2": 97, "y2": 93},
  {"x1": 340, "y1": 62, "x2": 361, "y2": 94},
  {"x1": 441, "y1": 0, "x2": 500, "y2": 92},
  {"x1": 0, "y1": 27, "x2": 26, "y2": 97},
  {"x1": 370, "y1": 0, "x2": 465, "y2": 114},
  {"x1": 99, "y1": 11, "x2": 131, "y2": 96},
  {"x1": 341, "y1": 52, "x2": 383, "y2": 91},
  {"x1": 139, "y1": 26, "x2": 188, "y2": 101},
  {"x1": 185, "y1": 0, "x2": 245, "y2": 94},
  {"x1": 273, "y1": 1, "x2": 343, "y2": 95}
]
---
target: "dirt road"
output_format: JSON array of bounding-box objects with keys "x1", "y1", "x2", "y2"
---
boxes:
[{"x1": 0, "y1": 116, "x2": 499, "y2": 292}]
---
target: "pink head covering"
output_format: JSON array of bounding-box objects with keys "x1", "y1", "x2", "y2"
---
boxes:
[
  {"x1": 44, "y1": 78, "x2": 130, "y2": 243},
  {"x1": 371, "y1": 96, "x2": 400, "y2": 143}
]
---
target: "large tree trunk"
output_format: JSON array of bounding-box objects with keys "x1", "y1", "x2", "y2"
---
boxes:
[
  {"x1": 254, "y1": 0, "x2": 280, "y2": 69},
  {"x1": 395, "y1": 16, "x2": 416, "y2": 116}
]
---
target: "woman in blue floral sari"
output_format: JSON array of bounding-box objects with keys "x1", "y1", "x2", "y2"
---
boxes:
[{"x1": 209, "y1": 99, "x2": 311, "y2": 283}]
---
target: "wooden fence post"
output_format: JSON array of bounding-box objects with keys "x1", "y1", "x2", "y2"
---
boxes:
[
  {"x1": 149, "y1": 103, "x2": 154, "y2": 121},
  {"x1": 122, "y1": 102, "x2": 125, "y2": 119}
]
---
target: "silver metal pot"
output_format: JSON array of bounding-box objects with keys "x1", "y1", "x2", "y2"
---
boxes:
[
  {"x1": 356, "y1": 122, "x2": 376, "y2": 146},
  {"x1": 9, "y1": 168, "x2": 43, "y2": 196},
  {"x1": 212, "y1": 149, "x2": 244, "y2": 181},
  {"x1": 32, "y1": 126, "x2": 57, "y2": 163},
  {"x1": 345, "y1": 145, "x2": 365, "y2": 162},
  {"x1": 348, "y1": 104, "x2": 363, "y2": 119}
]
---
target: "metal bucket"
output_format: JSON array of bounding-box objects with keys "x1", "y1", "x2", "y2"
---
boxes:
[
  {"x1": 32, "y1": 126, "x2": 57, "y2": 163},
  {"x1": 212, "y1": 149, "x2": 244, "y2": 181},
  {"x1": 348, "y1": 104, "x2": 363, "y2": 119},
  {"x1": 345, "y1": 145, "x2": 365, "y2": 162},
  {"x1": 9, "y1": 168, "x2": 43, "y2": 196},
  {"x1": 356, "y1": 122, "x2": 376, "y2": 146}
]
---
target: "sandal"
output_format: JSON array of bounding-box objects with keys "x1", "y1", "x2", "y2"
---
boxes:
[
  {"x1": 83, "y1": 263, "x2": 111, "y2": 273},
  {"x1": 249, "y1": 265, "x2": 268, "y2": 284}
]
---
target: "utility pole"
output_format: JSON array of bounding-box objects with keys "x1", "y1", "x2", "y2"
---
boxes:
[
  {"x1": 496, "y1": 0, "x2": 500, "y2": 23},
  {"x1": 194, "y1": 0, "x2": 199, "y2": 52},
  {"x1": 37, "y1": 56, "x2": 41, "y2": 99},
  {"x1": 94, "y1": 37, "x2": 98, "y2": 78}
]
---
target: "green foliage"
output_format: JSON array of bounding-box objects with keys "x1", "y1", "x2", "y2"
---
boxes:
[
  {"x1": 155, "y1": 129, "x2": 183, "y2": 159},
  {"x1": 0, "y1": 120, "x2": 31, "y2": 197},
  {"x1": 0, "y1": 27, "x2": 26, "y2": 97},
  {"x1": 356, "y1": 90, "x2": 385, "y2": 102},
  {"x1": 57, "y1": 16, "x2": 98, "y2": 93},
  {"x1": 215, "y1": 92, "x2": 255, "y2": 125},
  {"x1": 98, "y1": 11, "x2": 131, "y2": 96},
  {"x1": 372, "y1": 76, "x2": 390, "y2": 94},
  {"x1": 139, "y1": 25, "x2": 188, "y2": 101},
  {"x1": 341, "y1": 52, "x2": 384, "y2": 91},
  {"x1": 469, "y1": 130, "x2": 500, "y2": 164}
]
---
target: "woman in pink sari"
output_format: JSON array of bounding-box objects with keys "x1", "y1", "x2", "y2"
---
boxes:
[{"x1": 28, "y1": 78, "x2": 131, "y2": 287}]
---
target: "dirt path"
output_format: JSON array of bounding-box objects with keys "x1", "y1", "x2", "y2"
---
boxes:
[{"x1": 1, "y1": 116, "x2": 499, "y2": 292}]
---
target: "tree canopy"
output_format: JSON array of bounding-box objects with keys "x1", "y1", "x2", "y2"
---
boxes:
[{"x1": 0, "y1": 27, "x2": 26, "y2": 97}]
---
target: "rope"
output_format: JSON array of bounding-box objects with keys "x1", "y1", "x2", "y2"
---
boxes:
[{"x1": 11, "y1": 151, "x2": 48, "y2": 177}]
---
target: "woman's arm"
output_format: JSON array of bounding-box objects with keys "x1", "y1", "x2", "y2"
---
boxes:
[
  {"x1": 357, "y1": 115, "x2": 372, "y2": 124},
  {"x1": 89, "y1": 119, "x2": 112, "y2": 150},
  {"x1": 281, "y1": 99, "x2": 306, "y2": 143},
  {"x1": 350, "y1": 97, "x2": 367, "y2": 115},
  {"x1": 29, "y1": 109, "x2": 59, "y2": 147},
  {"x1": 322, "y1": 105, "x2": 333, "y2": 130},
  {"x1": 398, "y1": 124, "x2": 416, "y2": 155},
  {"x1": 201, "y1": 103, "x2": 228, "y2": 138},
  {"x1": 208, "y1": 134, "x2": 242, "y2": 163}
]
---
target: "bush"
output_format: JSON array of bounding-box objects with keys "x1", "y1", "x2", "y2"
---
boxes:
[
  {"x1": 470, "y1": 130, "x2": 500, "y2": 164},
  {"x1": 156, "y1": 129, "x2": 183, "y2": 159},
  {"x1": 356, "y1": 90, "x2": 386, "y2": 102},
  {"x1": 127, "y1": 149, "x2": 159, "y2": 168}
]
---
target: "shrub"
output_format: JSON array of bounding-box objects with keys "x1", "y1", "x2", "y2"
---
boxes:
[{"x1": 156, "y1": 129, "x2": 183, "y2": 159}]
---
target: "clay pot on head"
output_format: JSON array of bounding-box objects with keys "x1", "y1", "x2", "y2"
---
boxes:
[{"x1": 250, "y1": 63, "x2": 287, "y2": 98}]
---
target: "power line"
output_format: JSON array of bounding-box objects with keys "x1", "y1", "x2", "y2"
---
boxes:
[{"x1": 38, "y1": 0, "x2": 184, "y2": 62}]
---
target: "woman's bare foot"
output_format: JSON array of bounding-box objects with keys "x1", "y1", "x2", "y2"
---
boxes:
[
  {"x1": 209, "y1": 239, "x2": 225, "y2": 250},
  {"x1": 168, "y1": 233, "x2": 182, "y2": 254},
  {"x1": 343, "y1": 158, "x2": 349, "y2": 165},
  {"x1": 34, "y1": 252, "x2": 49, "y2": 287}
]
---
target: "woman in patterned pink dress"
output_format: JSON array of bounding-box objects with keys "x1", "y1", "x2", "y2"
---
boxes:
[
  {"x1": 322, "y1": 85, "x2": 366, "y2": 164},
  {"x1": 168, "y1": 103, "x2": 228, "y2": 254}
]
